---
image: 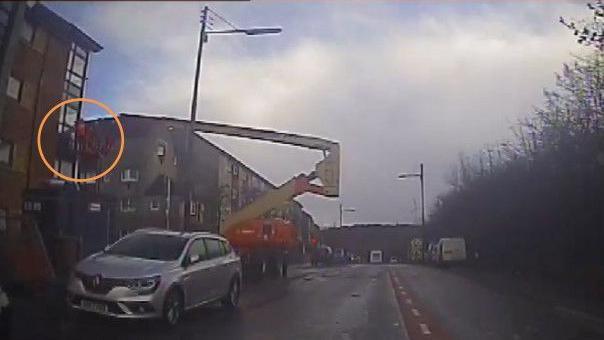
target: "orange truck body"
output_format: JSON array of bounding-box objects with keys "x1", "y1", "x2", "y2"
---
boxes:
[{"x1": 224, "y1": 218, "x2": 299, "y2": 253}]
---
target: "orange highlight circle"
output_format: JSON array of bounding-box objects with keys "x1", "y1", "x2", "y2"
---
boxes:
[{"x1": 36, "y1": 98, "x2": 125, "y2": 183}]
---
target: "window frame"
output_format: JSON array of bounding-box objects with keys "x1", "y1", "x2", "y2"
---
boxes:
[
  {"x1": 121, "y1": 169, "x2": 139, "y2": 182},
  {"x1": 120, "y1": 198, "x2": 136, "y2": 213},
  {"x1": 0, "y1": 138, "x2": 14, "y2": 167},
  {"x1": 156, "y1": 141, "x2": 167, "y2": 157},
  {"x1": 6, "y1": 76, "x2": 22, "y2": 101},
  {"x1": 20, "y1": 21, "x2": 34, "y2": 44},
  {"x1": 149, "y1": 200, "x2": 160, "y2": 211}
]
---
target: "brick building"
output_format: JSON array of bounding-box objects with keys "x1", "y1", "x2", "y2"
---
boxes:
[{"x1": 0, "y1": 3, "x2": 101, "y2": 232}]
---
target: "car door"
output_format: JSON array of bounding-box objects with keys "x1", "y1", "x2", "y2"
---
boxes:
[
  {"x1": 218, "y1": 239, "x2": 238, "y2": 295},
  {"x1": 203, "y1": 238, "x2": 228, "y2": 299},
  {"x1": 182, "y1": 238, "x2": 213, "y2": 307}
]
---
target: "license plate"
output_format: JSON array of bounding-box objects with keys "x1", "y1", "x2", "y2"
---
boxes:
[{"x1": 81, "y1": 299, "x2": 108, "y2": 313}]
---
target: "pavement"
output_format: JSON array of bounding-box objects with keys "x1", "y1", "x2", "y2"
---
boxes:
[{"x1": 7, "y1": 264, "x2": 604, "y2": 340}]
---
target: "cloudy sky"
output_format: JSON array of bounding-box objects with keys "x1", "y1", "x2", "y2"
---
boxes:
[{"x1": 49, "y1": 1, "x2": 590, "y2": 227}]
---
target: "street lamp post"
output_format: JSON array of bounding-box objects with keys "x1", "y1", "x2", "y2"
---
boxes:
[
  {"x1": 184, "y1": 6, "x2": 282, "y2": 230},
  {"x1": 397, "y1": 163, "x2": 425, "y2": 228},
  {"x1": 398, "y1": 163, "x2": 425, "y2": 261},
  {"x1": 339, "y1": 203, "x2": 356, "y2": 228}
]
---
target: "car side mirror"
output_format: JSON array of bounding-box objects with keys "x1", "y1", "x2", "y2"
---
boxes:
[{"x1": 189, "y1": 254, "x2": 200, "y2": 264}]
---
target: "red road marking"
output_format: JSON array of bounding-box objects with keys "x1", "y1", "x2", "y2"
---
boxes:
[{"x1": 389, "y1": 270, "x2": 453, "y2": 340}]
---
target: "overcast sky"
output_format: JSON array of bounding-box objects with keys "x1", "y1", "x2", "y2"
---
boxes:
[{"x1": 49, "y1": 1, "x2": 590, "y2": 227}]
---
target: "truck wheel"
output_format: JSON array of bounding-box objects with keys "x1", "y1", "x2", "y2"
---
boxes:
[
  {"x1": 163, "y1": 288, "x2": 183, "y2": 327},
  {"x1": 222, "y1": 278, "x2": 240, "y2": 311}
]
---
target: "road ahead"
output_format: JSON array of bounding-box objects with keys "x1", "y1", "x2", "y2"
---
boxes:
[
  {"x1": 61, "y1": 265, "x2": 406, "y2": 340},
  {"x1": 17, "y1": 264, "x2": 604, "y2": 340}
]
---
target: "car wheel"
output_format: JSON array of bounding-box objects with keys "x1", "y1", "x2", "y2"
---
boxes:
[
  {"x1": 222, "y1": 278, "x2": 240, "y2": 311},
  {"x1": 163, "y1": 289, "x2": 183, "y2": 327}
]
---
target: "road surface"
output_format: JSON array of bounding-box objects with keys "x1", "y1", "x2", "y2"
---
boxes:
[
  {"x1": 60, "y1": 264, "x2": 406, "y2": 340},
  {"x1": 13, "y1": 264, "x2": 604, "y2": 340}
]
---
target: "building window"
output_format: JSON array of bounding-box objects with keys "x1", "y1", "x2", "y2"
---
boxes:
[
  {"x1": 197, "y1": 203, "x2": 204, "y2": 222},
  {"x1": 21, "y1": 22, "x2": 34, "y2": 43},
  {"x1": 121, "y1": 169, "x2": 139, "y2": 182},
  {"x1": 59, "y1": 161, "x2": 74, "y2": 177},
  {"x1": 32, "y1": 27, "x2": 47, "y2": 53},
  {"x1": 120, "y1": 198, "x2": 135, "y2": 212},
  {"x1": 156, "y1": 142, "x2": 166, "y2": 157},
  {"x1": 0, "y1": 139, "x2": 14, "y2": 167},
  {"x1": 150, "y1": 200, "x2": 160, "y2": 211},
  {"x1": 58, "y1": 43, "x2": 88, "y2": 134},
  {"x1": 6, "y1": 76, "x2": 21, "y2": 100}
]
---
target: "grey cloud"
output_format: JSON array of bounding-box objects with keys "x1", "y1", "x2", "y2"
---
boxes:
[{"x1": 78, "y1": 1, "x2": 589, "y2": 226}]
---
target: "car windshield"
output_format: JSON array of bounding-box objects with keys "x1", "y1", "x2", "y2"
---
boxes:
[{"x1": 105, "y1": 233, "x2": 187, "y2": 261}]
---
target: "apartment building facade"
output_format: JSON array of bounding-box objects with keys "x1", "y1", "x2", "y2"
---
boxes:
[
  {"x1": 82, "y1": 114, "x2": 318, "y2": 252},
  {"x1": 0, "y1": 3, "x2": 101, "y2": 234}
]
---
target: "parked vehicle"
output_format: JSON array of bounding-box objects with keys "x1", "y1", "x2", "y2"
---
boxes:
[
  {"x1": 225, "y1": 218, "x2": 298, "y2": 278},
  {"x1": 434, "y1": 238, "x2": 467, "y2": 265},
  {"x1": 389, "y1": 256, "x2": 399, "y2": 263},
  {"x1": 426, "y1": 242, "x2": 439, "y2": 263},
  {"x1": 369, "y1": 250, "x2": 383, "y2": 264},
  {"x1": 67, "y1": 229, "x2": 242, "y2": 326}
]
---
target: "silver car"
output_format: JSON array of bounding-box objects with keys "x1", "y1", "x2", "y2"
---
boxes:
[{"x1": 67, "y1": 229, "x2": 242, "y2": 326}]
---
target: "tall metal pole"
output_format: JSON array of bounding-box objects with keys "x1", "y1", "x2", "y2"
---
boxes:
[
  {"x1": 420, "y1": 163, "x2": 426, "y2": 261},
  {"x1": 165, "y1": 177, "x2": 171, "y2": 230},
  {"x1": 339, "y1": 203, "x2": 343, "y2": 228},
  {"x1": 420, "y1": 163, "x2": 425, "y2": 228},
  {"x1": 184, "y1": 6, "x2": 208, "y2": 230}
]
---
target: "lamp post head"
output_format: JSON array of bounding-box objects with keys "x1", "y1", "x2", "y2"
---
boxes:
[{"x1": 244, "y1": 27, "x2": 282, "y2": 35}]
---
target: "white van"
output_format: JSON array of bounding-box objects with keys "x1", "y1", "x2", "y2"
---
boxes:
[
  {"x1": 436, "y1": 238, "x2": 466, "y2": 263},
  {"x1": 369, "y1": 250, "x2": 383, "y2": 264}
]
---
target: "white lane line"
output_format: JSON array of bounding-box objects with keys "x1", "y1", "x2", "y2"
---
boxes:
[
  {"x1": 405, "y1": 298, "x2": 413, "y2": 305},
  {"x1": 419, "y1": 323, "x2": 432, "y2": 335},
  {"x1": 388, "y1": 273, "x2": 410, "y2": 340},
  {"x1": 411, "y1": 308, "x2": 421, "y2": 317}
]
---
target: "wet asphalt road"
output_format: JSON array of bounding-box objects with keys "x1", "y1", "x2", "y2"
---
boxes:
[
  {"x1": 389, "y1": 264, "x2": 603, "y2": 340},
  {"x1": 61, "y1": 264, "x2": 407, "y2": 340},
  {"x1": 17, "y1": 264, "x2": 604, "y2": 340}
]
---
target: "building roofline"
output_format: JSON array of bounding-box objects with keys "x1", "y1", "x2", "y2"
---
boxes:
[
  {"x1": 27, "y1": 4, "x2": 102, "y2": 53},
  {"x1": 86, "y1": 112, "x2": 280, "y2": 189}
]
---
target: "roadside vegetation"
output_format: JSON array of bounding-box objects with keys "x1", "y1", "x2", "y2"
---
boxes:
[{"x1": 428, "y1": 2, "x2": 604, "y2": 288}]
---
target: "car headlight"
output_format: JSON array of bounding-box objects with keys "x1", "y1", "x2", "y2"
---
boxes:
[{"x1": 126, "y1": 276, "x2": 161, "y2": 294}]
